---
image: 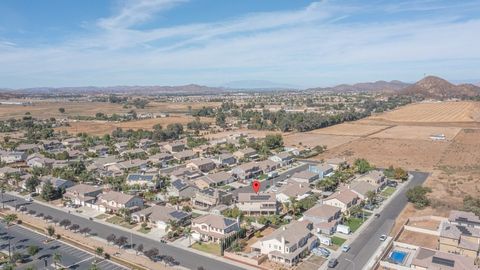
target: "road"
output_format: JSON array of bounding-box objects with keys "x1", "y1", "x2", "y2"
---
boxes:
[
  {"x1": 0, "y1": 223, "x2": 127, "y2": 270},
  {"x1": 333, "y1": 171, "x2": 429, "y2": 270},
  {"x1": 1, "y1": 193, "x2": 247, "y2": 270}
]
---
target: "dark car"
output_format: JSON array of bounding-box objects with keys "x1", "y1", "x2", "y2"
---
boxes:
[{"x1": 328, "y1": 258, "x2": 338, "y2": 268}]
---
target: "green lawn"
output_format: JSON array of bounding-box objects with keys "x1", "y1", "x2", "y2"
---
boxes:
[
  {"x1": 346, "y1": 217, "x2": 364, "y2": 232},
  {"x1": 95, "y1": 213, "x2": 109, "y2": 220},
  {"x1": 191, "y1": 242, "x2": 221, "y2": 256},
  {"x1": 106, "y1": 216, "x2": 137, "y2": 229},
  {"x1": 138, "y1": 227, "x2": 151, "y2": 234},
  {"x1": 381, "y1": 187, "x2": 396, "y2": 197},
  {"x1": 331, "y1": 236, "x2": 347, "y2": 246}
]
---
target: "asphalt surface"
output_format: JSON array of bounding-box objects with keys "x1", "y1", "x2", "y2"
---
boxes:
[
  {"x1": 0, "y1": 223, "x2": 127, "y2": 270},
  {"x1": 333, "y1": 171, "x2": 429, "y2": 270},
  {"x1": 1, "y1": 193, "x2": 246, "y2": 270}
]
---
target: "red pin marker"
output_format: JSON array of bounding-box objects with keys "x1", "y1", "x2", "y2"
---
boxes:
[{"x1": 252, "y1": 180, "x2": 260, "y2": 193}]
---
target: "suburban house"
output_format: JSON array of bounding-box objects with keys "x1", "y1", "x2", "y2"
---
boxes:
[
  {"x1": 214, "y1": 153, "x2": 237, "y2": 167},
  {"x1": 15, "y1": 143, "x2": 40, "y2": 153},
  {"x1": 302, "y1": 204, "x2": 342, "y2": 235},
  {"x1": 233, "y1": 147, "x2": 258, "y2": 160},
  {"x1": 349, "y1": 181, "x2": 379, "y2": 201},
  {"x1": 166, "y1": 179, "x2": 198, "y2": 199},
  {"x1": 137, "y1": 138, "x2": 154, "y2": 149},
  {"x1": 291, "y1": 170, "x2": 320, "y2": 183},
  {"x1": 308, "y1": 164, "x2": 334, "y2": 179},
  {"x1": 449, "y1": 210, "x2": 480, "y2": 229},
  {"x1": 35, "y1": 176, "x2": 75, "y2": 194},
  {"x1": 88, "y1": 145, "x2": 110, "y2": 157},
  {"x1": 257, "y1": 159, "x2": 280, "y2": 173},
  {"x1": 40, "y1": 139, "x2": 64, "y2": 151},
  {"x1": 276, "y1": 181, "x2": 312, "y2": 203},
  {"x1": 186, "y1": 158, "x2": 216, "y2": 172},
  {"x1": 125, "y1": 173, "x2": 160, "y2": 188},
  {"x1": 62, "y1": 137, "x2": 82, "y2": 148},
  {"x1": 251, "y1": 220, "x2": 318, "y2": 266},
  {"x1": 164, "y1": 141, "x2": 185, "y2": 153},
  {"x1": 173, "y1": 150, "x2": 197, "y2": 161},
  {"x1": 0, "y1": 167, "x2": 22, "y2": 179},
  {"x1": 191, "y1": 214, "x2": 240, "y2": 243},
  {"x1": 170, "y1": 167, "x2": 203, "y2": 181},
  {"x1": 410, "y1": 247, "x2": 478, "y2": 270},
  {"x1": 63, "y1": 184, "x2": 103, "y2": 206},
  {"x1": 232, "y1": 161, "x2": 262, "y2": 181},
  {"x1": 326, "y1": 158, "x2": 347, "y2": 170},
  {"x1": 131, "y1": 205, "x2": 191, "y2": 230},
  {"x1": 120, "y1": 148, "x2": 146, "y2": 158},
  {"x1": 26, "y1": 154, "x2": 55, "y2": 168},
  {"x1": 95, "y1": 191, "x2": 144, "y2": 213},
  {"x1": 114, "y1": 142, "x2": 129, "y2": 152},
  {"x1": 148, "y1": 152, "x2": 173, "y2": 165},
  {"x1": 192, "y1": 188, "x2": 232, "y2": 210},
  {"x1": 0, "y1": 151, "x2": 27, "y2": 164},
  {"x1": 196, "y1": 171, "x2": 234, "y2": 187},
  {"x1": 269, "y1": 152, "x2": 293, "y2": 166},
  {"x1": 439, "y1": 216, "x2": 480, "y2": 259},
  {"x1": 356, "y1": 170, "x2": 386, "y2": 187},
  {"x1": 322, "y1": 188, "x2": 359, "y2": 212},
  {"x1": 106, "y1": 159, "x2": 148, "y2": 174},
  {"x1": 237, "y1": 192, "x2": 278, "y2": 216}
]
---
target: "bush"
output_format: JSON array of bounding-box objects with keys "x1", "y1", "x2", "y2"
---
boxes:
[{"x1": 406, "y1": 186, "x2": 432, "y2": 209}]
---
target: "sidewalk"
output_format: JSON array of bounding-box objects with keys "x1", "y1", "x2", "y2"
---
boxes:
[{"x1": 317, "y1": 175, "x2": 413, "y2": 270}]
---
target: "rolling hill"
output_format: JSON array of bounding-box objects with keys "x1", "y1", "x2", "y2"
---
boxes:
[{"x1": 400, "y1": 76, "x2": 480, "y2": 99}]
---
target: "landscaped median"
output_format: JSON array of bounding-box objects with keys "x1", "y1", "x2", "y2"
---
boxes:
[{"x1": 0, "y1": 209, "x2": 166, "y2": 270}]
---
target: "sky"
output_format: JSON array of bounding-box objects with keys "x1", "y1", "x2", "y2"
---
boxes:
[{"x1": 0, "y1": 0, "x2": 479, "y2": 89}]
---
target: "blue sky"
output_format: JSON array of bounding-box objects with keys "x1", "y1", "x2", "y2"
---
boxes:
[{"x1": 0, "y1": 0, "x2": 479, "y2": 88}]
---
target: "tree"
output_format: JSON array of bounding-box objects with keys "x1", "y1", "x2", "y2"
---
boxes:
[
  {"x1": 89, "y1": 262, "x2": 100, "y2": 270},
  {"x1": 184, "y1": 227, "x2": 192, "y2": 246},
  {"x1": 463, "y1": 195, "x2": 480, "y2": 216},
  {"x1": 80, "y1": 227, "x2": 91, "y2": 236},
  {"x1": 59, "y1": 219, "x2": 71, "y2": 228},
  {"x1": 354, "y1": 158, "x2": 374, "y2": 174},
  {"x1": 28, "y1": 210, "x2": 36, "y2": 216},
  {"x1": 27, "y1": 245, "x2": 40, "y2": 257},
  {"x1": 25, "y1": 176, "x2": 40, "y2": 193},
  {"x1": 53, "y1": 252, "x2": 62, "y2": 268},
  {"x1": 264, "y1": 134, "x2": 284, "y2": 150},
  {"x1": 3, "y1": 213, "x2": 17, "y2": 226},
  {"x1": 58, "y1": 107, "x2": 65, "y2": 113},
  {"x1": 366, "y1": 190, "x2": 376, "y2": 203},
  {"x1": 144, "y1": 248, "x2": 159, "y2": 261},
  {"x1": 11, "y1": 252, "x2": 23, "y2": 263},
  {"x1": 136, "y1": 243, "x2": 144, "y2": 255},
  {"x1": 46, "y1": 225, "x2": 55, "y2": 237},
  {"x1": 40, "y1": 180, "x2": 57, "y2": 201},
  {"x1": 107, "y1": 233, "x2": 116, "y2": 244},
  {"x1": 406, "y1": 186, "x2": 432, "y2": 209},
  {"x1": 69, "y1": 224, "x2": 80, "y2": 232},
  {"x1": 95, "y1": 247, "x2": 104, "y2": 262},
  {"x1": 115, "y1": 236, "x2": 128, "y2": 248}
]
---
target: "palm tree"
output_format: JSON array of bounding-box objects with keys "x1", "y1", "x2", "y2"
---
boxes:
[
  {"x1": 46, "y1": 225, "x2": 55, "y2": 238},
  {"x1": 184, "y1": 227, "x2": 192, "y2": 246},
  {"x1": 3, "y1": 214, "x2": 17, "y2": 226},
  {"x1": 95, "y1": 247, "x2": 103, "y2": 262},
  {"x1": 53, "y1": 252, "x2": 62, "y2": 268},
  {"x1": 289, "y1": 197, "x2": 298, "y2": 216}
]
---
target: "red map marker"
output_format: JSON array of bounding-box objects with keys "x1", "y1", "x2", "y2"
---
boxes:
[{"x1": 252, "y1": 180, "x2": 260, "y2": 193}]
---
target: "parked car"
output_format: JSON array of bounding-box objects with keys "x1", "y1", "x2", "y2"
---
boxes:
[
  {"x1": 387, "y1": 180, "x2": 398, "y2": 187},
  {"x1": 312, "y1": 247, "x2": 330, "y2": 257},
  {"x1": 380, "y1": 234, "x2": 387, "y2": 241},
  {"x1": 267, "y1": 171, "x2": 278, "y2": 179},
  {"x1": 374, "y1": 213, "x2": 381, "y2": 218},
  {"x1": 341, "y1": 245, "x2": 350, "y2": 252},
  {"x1": 364, "y1": 204, "x2": 375, "y2": 211},
  {"x1": 25, "y1": 196, "x2": 33, "y2": 202},
  {"x1": 327, "y1": 258, "x2": 338, "y2": 268}
]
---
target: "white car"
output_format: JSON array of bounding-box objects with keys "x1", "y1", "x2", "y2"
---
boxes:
[
  {"x1": 25, "y1": 196, "x2": 33, "y2": 202},
  {"x1": 380, "y1": 234, "x2": 387, "y2": 241}
]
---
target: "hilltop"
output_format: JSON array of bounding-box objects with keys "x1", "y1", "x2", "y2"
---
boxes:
[
  {"x1": 400, "y1": 76, "x2": 480, "y2": 99},
  {"x1": 306, "y1": 80, "x2": 411, "y2": 93}
]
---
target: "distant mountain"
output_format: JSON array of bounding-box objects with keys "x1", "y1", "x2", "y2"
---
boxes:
[
  {"x1": 222, "y1": 80, "x2": 299, "y2": 90},
  {"x1": 400, "y1": 76, "x2": 480, "y2": 99},
  {"x1": 306, "y1": 80, "x2": 410, "y2": 93}
]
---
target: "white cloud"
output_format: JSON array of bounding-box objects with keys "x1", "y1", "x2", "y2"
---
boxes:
[{"x1": 0, "y1": 0, "x2": 479, "y2": 88}]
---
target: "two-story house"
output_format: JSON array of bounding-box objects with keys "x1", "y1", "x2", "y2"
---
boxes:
[
  {"x1": 322, "y1": 188, "x2": 358, "y2": 213},
  {"x1": 186, "y1": 158, "x2": 216, "y2": 173},
  {"x1": 191, "y1": 214, "x2": 240, "y2": 243},
  {"x1": 237, "y1": 192, "x2": 278, "y2": 216},
  {"x1": 269, "y1": 152, "x2": 293, "y2": 167},
  {"x1": 302, "y1": 204, "x2": 342, "y2": 235},
  {"x1": 131, "y1": 205, "x2": 191, "y2": 231},
  {"x1": 63, "y1": 184, "x2": 103, "y2": 206},
  {"x1": 231, "y1": 161, "x2": 262, "y2": 181},
  {"x1": 192, "y1": 188, "x2": 232, "y2": 210},
  {"x1": 95, "y1": 191, "x2": 144, "y2": 213}
]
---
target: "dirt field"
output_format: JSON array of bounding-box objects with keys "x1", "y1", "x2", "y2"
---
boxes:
[
  {"x1": 283, "y1": 133, "x2": 359, "y2": 149},
  {"x1": 370, "y1": 126, "x2": 462, "y2": 141},
  {"x1": 408, "y1": 219, "x2": 441, "y2": 231},
  {"x1": 205, "y1": 129, "x2": 286, "y2": 140},
  {"x1": 307, "y1": 123, "x2": 391, "y2": 136},
  {"x1": 0, "y1": 100, "x2": 221, "y2": 120},
  {"x1": 396, "y1": 230, "x2": 439, "y2": 250},
  {"x1": 370, "y1": 101, "x2": 480, "y2": 123},
  {"x1": 55, "y1": 115, "x2": 214, "y2": 136}
]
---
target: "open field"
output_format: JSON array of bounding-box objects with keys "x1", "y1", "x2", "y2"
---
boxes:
[
  {"x1": 307, "y1": 123, "x2": 391, "y2": 136},
  {"x1": 0, "y1": 100, "x2": 221, "y2": 120},
  {"x1": 56, "y1": 115, "x2": 214, "y2": 135},
  {"x1": 284, "y1": 132, "x2": 358, "y2": 149},
  {"x1": 370, "y1": 101, "x2": 480, "y2": 123},
  {"x1": 370, "y1": 125, "x2": 461, "y2": 141},
  {"x1": 205, "y1": 129, "x2": 286, "y2": 140}
]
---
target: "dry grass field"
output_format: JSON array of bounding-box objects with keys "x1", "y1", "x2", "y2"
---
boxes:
[
  {"x1": 0, "y1": 100, "x2": 221, "y2": 120},
  {"x1": 205, "y1": 129, "x2": 286, "y2": 140},
  {"x1": 370, "y1": 101, "x2": 480, "y2": 123},
  {"x1": 56, "y1": 115, "x2": 214, "y2": 136},
  {"x1": 370, "y1": 125, "x2": 462, "y2": 141},
  {"x1": 396, "y1": 230, "x2": 439, "y2": 250},
  {"x1": 283, "y1": 133, "x2": 359, "y2": 149},
  {"x1": 306, "y1": 123, "x2": 391, "y2": 136}
]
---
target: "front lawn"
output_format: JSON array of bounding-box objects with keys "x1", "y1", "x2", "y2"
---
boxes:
[
  {"x1": 95, "y1": 213, "x2": 109, "y2": 220},
  {"x1": 138, "y1": 227, "x2": 151, "y2": 234},
  {"x1": 106, "y1": 216, "x2": 137, "y2": 229},
  {"x1": 346, "y1": 217, "x2": 364, "y2": 232},
  {"x1": 381, "y1": 187, "x2": 396, "y2": 197},
  {"x1": 191, "y1": 242, "x2": 221, "y2": 256},
  {"x1": 331, "y1": 236, "x2": 346, "y2": 246}
]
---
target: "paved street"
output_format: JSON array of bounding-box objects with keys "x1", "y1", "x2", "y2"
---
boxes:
[
  {"x1": 331, "y1": 171, "x2": 429, "y2": 270},
  {"x1": 1, "y1": 193, "x2": 247, "y2": 270},
  {"x1": 0, "y1": 223, "x2": 127, "y2": 270}
]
